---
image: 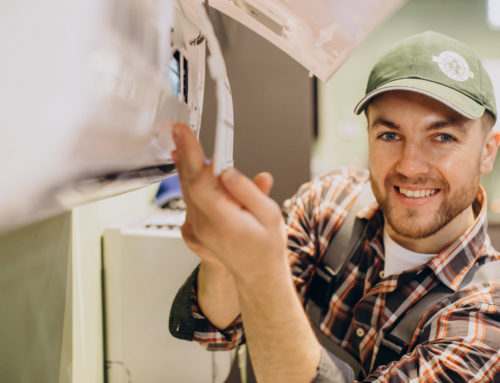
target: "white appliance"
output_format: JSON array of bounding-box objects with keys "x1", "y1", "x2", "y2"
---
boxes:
[
  {"x1": 102, "y1": 207, "x2": 234, "y2": 382},
  {"x1": 0, "y1": 0, "x2": 213, "y2": 231}
]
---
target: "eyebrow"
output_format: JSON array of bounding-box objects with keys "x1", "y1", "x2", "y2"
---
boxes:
[
  {"x1": 371, "y1": 117, "x2": 467, "y2": 132},
  {"x1": 427, "y1": 119, "x2": 467, "y2": 132},
  {"x1": 371, "y1": 118, "x2": 400, "y2": 130}
]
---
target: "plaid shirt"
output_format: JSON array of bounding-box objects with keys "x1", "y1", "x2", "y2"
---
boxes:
[{"x1": 190, "y1": 168, "x2": 500, "y2": 382}]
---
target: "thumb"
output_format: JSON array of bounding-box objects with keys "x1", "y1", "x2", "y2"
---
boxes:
[
  {"x1": 220, "y1": 168, "x2": 280, "y2": 226},
  {"x1": 253, "y1": 172, "x2": 274, "y2": 196}
]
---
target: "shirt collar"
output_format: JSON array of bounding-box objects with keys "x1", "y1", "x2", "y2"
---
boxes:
[
  {"x1": 360, "y1": 186, "x2": 489, "y2": 291},
  {"x1": 427, "y1": 186, "x2": 488, "y2": 290},
  {"x1": 357, "y1": 200, "x2": 379, "y2": 220}
]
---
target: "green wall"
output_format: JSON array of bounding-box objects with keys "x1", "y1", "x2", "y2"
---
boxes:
[{"x1": 0, "y1": 213, "x2": 72, "y2": 383}]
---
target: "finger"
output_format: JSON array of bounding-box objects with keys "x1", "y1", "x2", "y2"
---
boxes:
[
  {"x1": 172, "y1": 123, "x2": 206, "y2": 183},
  {"x1": 172, "y1": 123, "x2": 213, "y2": 210},
  {"x1": 219, "y1": 168, "x2": 280, "y2": 226},
  {"x1": 209, "y1": 172, "x2": 272, "y2": 208},
  {"x1": 252, "y1": 172, "x2": 274, "y2": 196}
]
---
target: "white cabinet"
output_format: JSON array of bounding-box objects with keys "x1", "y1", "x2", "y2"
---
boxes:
[{"x1": 102, "y1": 209, "x2": 233, "y2": 382}]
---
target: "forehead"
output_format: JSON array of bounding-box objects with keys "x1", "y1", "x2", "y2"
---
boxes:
[{"x1": 366, "y1": 90, "x2": 469, "y2": 125}]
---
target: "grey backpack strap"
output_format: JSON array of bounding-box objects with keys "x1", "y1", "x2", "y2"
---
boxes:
[
  {"x1": 306, "y1": 181, "x2": 374, "y2": 379},
  {"x1": 322, "y1": 182, "x2": 375, "y2": 277},
  {"x1": 307, "y1": 182, "x2": 374, "y2": 310},
  {"x1": 375, "y1": 260, "x2": 500, "y2": 369}
]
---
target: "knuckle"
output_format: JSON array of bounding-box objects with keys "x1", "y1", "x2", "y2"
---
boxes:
[
  {"x1": 180, "y1": 223, "x2": 193, "y2": 242},
  {"x1": 191, "y1": 219, "x2": 210, "y2": 243},
  {"x1": 179, "y1": 170, "x2": 206, "y2": 197},
  {"x1": 189, "y1": 177, "x2": 207, "y2": 199},
  {"x1": 181, "y1": 223, "x2": 202, "y2": 248}
]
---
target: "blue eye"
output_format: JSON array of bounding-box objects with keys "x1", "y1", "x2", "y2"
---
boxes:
[
  {"x1": 379, "y1": 132, "x2": 399, "y2": 141},
  {"x1": 435, "y1": 134, "x2": 456, "y2": 143}
]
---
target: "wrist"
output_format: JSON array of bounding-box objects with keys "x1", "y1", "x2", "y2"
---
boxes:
[
  {"x1": 200, "y1": 257, "x2": 230, "y2": 275},
  {"x1": 197, "y1": 258, "x2": 240, "y2": 330},
  {"x1": 198, "y1": 259, "x2": 234, "y2": 294},
  {"x1": 233, "y1": 257, "x2": 320, "y2": 383},
  {"x1": 234, "y1": 256, "x2": 293, "y2": 299}
]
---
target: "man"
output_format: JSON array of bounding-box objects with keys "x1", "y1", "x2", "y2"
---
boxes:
[{"x1": 169, "y1": 31, "x2": 500, "y2": 382}]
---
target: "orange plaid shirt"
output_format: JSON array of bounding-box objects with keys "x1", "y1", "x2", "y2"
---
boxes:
[{"x1": 190, "y1": 168, "x2": 500, "y2": 382}]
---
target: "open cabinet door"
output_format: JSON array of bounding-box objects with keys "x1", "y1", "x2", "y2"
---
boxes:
[{"x1": 209, "y1": 0, "x2": 406, "y2": 81}]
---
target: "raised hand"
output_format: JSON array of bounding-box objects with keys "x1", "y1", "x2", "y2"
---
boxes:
[{"x1": 172, "y1": 122, "x2": 286, "y2": 283}]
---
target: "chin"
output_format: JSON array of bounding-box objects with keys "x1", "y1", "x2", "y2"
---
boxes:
[{"x1": 388, "y1": 219, "x2": 442, "y2": 240}]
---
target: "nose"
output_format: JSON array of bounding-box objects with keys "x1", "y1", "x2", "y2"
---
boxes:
[{"x1": 396, "y1": 141, "x2": 430, "y2": 177}]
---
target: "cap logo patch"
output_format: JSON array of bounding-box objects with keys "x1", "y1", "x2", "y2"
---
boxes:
[{"x1": 432, "y1": 51, "x2": 474, "y2": 82}]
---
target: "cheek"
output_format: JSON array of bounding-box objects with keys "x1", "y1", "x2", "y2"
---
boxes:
[
  {"x1": 369, "y1": 144, "x2": 394, "y2": 181},
  {"x1": 427, "y1": 147, "x2": 482, "y2": 190}
]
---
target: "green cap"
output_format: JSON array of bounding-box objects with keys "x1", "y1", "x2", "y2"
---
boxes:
[{"x1": 354, "y1": 31, "x2": 497, "y2": 120}]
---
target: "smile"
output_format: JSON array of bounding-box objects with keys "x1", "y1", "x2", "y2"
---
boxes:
[{"x1": 396, "y1": 187, "x2": 439, "y2": 199}]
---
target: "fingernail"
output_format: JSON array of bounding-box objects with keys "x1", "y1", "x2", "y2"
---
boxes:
[{"x1": 221, "y1": 168, "x2": 239, "y2": 185}]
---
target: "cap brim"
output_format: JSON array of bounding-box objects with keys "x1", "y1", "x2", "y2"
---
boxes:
[{"x1": 354, "y1": 78, "x2": 485, "y2": 119}]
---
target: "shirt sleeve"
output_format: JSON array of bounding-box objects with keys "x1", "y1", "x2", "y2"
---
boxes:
[
  {"x1": 360, "y1": 339, "x2": 500, "y2": 382},
  {"x1": 360, "y1": 281, "x2": 500, "y2": 382},
  {"x1": 169, "y1": 263, "x2": 245, "y2": 351}
]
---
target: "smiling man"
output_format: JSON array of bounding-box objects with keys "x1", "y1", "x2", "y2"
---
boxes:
[
  {"x1": 169, "y1": 32, "x2": 500, "y2": 382},
  {"x1": 368, "y1": 91, "x2": 494, "y2": 253}
]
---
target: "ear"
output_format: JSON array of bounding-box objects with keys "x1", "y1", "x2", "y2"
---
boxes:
[{"x1": 480, "y1": 130, "x2": 500, "y2": 174}]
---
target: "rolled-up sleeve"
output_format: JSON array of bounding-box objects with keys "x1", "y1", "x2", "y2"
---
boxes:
[{"x1": 169, "y1": 264, "x2": 244, "y2": 351}]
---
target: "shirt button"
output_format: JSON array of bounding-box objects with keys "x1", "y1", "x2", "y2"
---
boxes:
[
  {"x1": 379, "y1": 270, "x2": 385, "y2": 279},
  {"x1": 356, "y1": 328, "x2": 365, "y2": 337}
]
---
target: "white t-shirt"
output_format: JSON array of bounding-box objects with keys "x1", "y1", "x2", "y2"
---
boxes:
[{"x1": 383, "y1": 228, "x2": 437, "y2": 277}]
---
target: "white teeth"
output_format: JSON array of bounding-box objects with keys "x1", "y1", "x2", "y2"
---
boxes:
[{"x1": 398, "y1": 187, "x2": 437, "y2": 198}]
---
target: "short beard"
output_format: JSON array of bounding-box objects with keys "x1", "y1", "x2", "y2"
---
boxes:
[{"x1": 370, "y1": 171, "x2": 479, "y2": 240}]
